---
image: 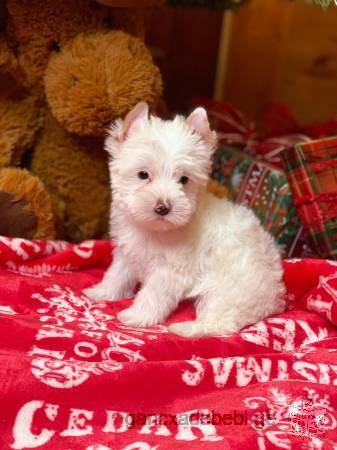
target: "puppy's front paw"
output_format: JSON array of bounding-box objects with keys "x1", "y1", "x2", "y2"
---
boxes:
[
  {"x1": 117, "y1": 305, "x2": 158, "y2": 327},
  {"x1": 83, "y1": 282, "x2": 133, "y2": 302}
]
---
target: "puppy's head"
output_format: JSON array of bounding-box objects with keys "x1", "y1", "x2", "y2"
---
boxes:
[{"x1": 106, "y1": 102, "x2": 217, "y2": 231}]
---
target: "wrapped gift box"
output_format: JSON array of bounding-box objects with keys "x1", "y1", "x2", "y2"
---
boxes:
[
  {"x1": 283, "y1": 137, "x2": 337, "y2": 260},
  {"x1": 198, "y1": 98, "x2": 337, "y2": 259},
  {"x1": 211, "y1": 146, "x2": 314, "y2": 258}
]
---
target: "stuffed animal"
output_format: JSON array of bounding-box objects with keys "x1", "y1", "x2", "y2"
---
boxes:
[
  {"x1": 44, "y1": 30, "x2": 162, "y2": 137},
  {"x1": 0, "y1": 0, "x2": 163, "y2": 242}
]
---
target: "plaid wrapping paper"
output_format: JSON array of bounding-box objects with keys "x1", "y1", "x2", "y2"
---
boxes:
[
  {"x1": 283, "y1": 137, "x2": 337, "y2": 260},
  {"x1": 211, "y1": 146, "x2": 314, "y2": 258}
]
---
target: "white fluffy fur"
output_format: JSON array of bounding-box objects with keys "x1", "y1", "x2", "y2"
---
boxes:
[{"x1": 84, "y1": 103, "x2": 285, "y2": 337}]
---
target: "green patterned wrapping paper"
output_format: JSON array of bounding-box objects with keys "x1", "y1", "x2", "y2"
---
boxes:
[{"x1": 211, "y1": 146, "x2": 312, "y2": 257}]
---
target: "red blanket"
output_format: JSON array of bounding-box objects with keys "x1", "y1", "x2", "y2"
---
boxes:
[{"x1": 1, "y1": 237, "x2": 337, "y2": 450}]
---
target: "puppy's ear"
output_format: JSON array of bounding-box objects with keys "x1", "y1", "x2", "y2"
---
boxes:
[
  {"x1": 186, "y1": 107, "x2": 217, "y2": 150},
  {"x1": 121, "y1": 102, "x2": 149, "y2": 140},
  {"x1": 106, "y1": 102, "x2": 149, "y2": 157}
]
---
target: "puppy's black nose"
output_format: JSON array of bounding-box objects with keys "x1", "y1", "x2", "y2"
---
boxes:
[{"x1": 154, "y1": 201, "x2": 171, "y2": 216}]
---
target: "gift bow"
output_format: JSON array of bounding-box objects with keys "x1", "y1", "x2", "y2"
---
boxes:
[
  {"x1": 295, "y1": 193, "x2": 337, "y2": 223},
  {"x1": 201, "y1": 101, "x2": 311, "y2": 166}
]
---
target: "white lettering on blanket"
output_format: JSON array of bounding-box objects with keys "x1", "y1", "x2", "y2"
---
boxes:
[
  {"x1": 10, "y1": 401, "x2": 223, "y2": 449},
  {"x1": 73, "y1": 240, "x2": 95, "y2": 259},
  {"x1": 182, "y1": 356, "x2": 337, "y2": 388},
  {"x1": 0, "y1": 237, "x2": 41, "y2": 260},
  {"x1": 10, "y1": 388, "x2": 337, "y2": 449},
  {"x1": 6, "y1": 261, "x2": 75, "y2": 276},
  {"x1": 240, "y1": 317, "x2": 328, "y2": 350},
  {"x1": 28, "y1": 285, "x2": 166, "y2": 388}
]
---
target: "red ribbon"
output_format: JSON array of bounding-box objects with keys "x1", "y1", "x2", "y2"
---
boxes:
[
  {"x1": 262, "y1": 102, "x2": 337, "y2": 139},
  {"x1": 193, "y1": 98, "x2": 337, "y2": 143},
  {"x1": 310, "y1": 159, "x2": 337, "y2": 173},
  {"x1": 295, "y1": 192, "x2": 337, "y2": 223},
  {"x1": 191, "y1": 99, "x2": 314, "y2": 167}
]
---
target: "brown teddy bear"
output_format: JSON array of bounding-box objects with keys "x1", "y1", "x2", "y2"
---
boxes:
[
  {"x1": 5, "y1": 0, "x2": 147, "y2": 93},
  {"x1": 0, "y1": 0, "x2": 163, "y2": 242},
  {"x1": 44, "y1": 30, "x2": 163, "y2": 137}
]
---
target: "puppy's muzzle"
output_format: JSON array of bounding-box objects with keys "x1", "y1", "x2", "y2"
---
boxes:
[{"x1": 154, "y1": 200, "x2": 171, "y2": 216}]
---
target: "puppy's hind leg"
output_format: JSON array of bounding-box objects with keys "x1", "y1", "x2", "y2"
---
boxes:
[
  {"x1": 168, "y1": 289, "x2": 243, "y2": 338},
  {"x1": 168, "y1": 315, "x2": 240, "y2": 338}
]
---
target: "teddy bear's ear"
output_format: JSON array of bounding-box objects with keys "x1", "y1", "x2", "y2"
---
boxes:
[
  {"x1": 121, "y1": 102, "x2": 149, "y2": 141},
  {"x1": 186, "y1": 107, "x2": 217, "y2": 149}
]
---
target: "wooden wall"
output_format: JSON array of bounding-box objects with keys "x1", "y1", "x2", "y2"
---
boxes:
[
  {"x1": 224, "y1": 0, "x2": 337, "y2": 125},
  {"x1": 145, "y1": 4, "x2": 223, "y2": 114}
]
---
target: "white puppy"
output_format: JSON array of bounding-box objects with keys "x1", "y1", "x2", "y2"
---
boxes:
[{"x1": 84, "y1": 102, "x2": 285, "y2": 337}]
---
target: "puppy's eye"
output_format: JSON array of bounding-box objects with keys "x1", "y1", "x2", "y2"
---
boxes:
[
  {"x1": 138, "y1": 170, "x2": 149, "y2": 180},
  {"x1": 179, "y1": 175, "x2": 189, "y2": 185}
]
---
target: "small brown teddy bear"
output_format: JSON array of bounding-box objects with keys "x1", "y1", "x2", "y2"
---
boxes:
[
  {"x1": 5, "y1": 0, "x2": 147, "y2": 93},
  {"x1": 44, "y1": 30, "x2": 163, "y2": 137},
  {"x1": 0, "y1": 0, "x2": 163, "y2": 242}
]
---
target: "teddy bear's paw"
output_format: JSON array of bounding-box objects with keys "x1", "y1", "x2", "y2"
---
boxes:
[{"x1": 0, "y1": 168, "x2": 56, "y2": 240}]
